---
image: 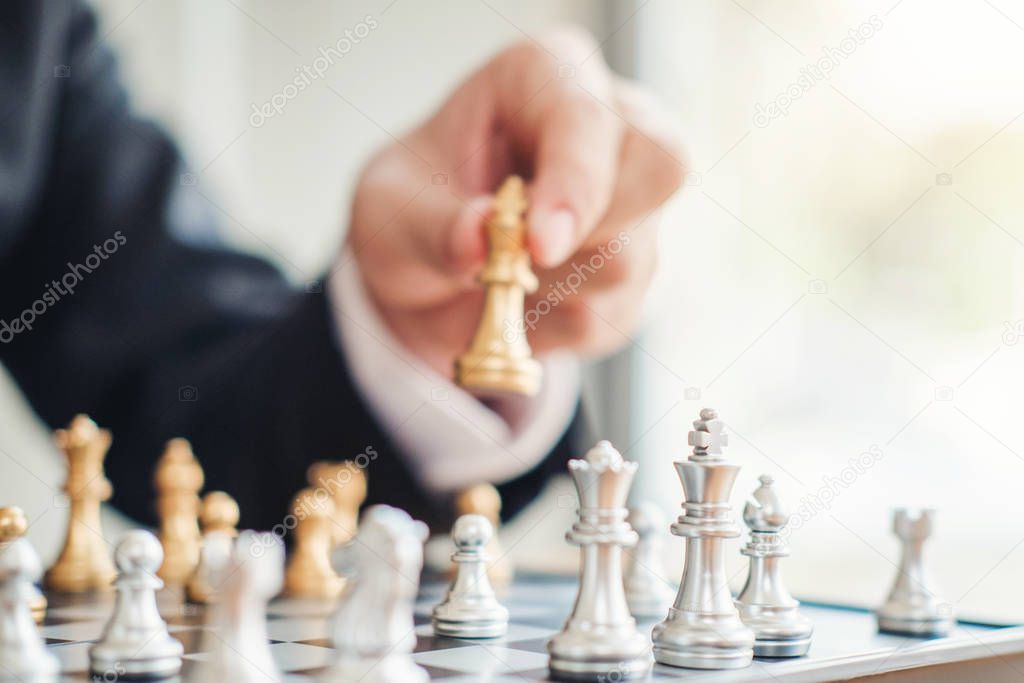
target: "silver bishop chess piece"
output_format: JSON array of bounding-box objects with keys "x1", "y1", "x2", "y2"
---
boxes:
[
  {"x1": 322, "y1": 505, "x2": 429, "y2": 683},
  {"x1": 652, "y1": 408, "x2": 755, "y2": 670},
  {"x1": 876, "y1": 508, "x2": 955, "y2": 637},
  {"x1": 90, "y1": 530, "x2": 184, "y2": 678},
  {"x1": 189, "y1": 531, "x2": 284, "y2": 683},
  {"x1": 433, "y1": 513, "x2": 509, "y2": 638},
  {"x1": 624, "y1": 502, "x2": 675, "y2": 619},
  {"x1": 735, "y1": 474, "x2": 812, "y2": 657},
  {"x1": 547, "y1": 441, "x2": 651, "y2": 681},
  {"x1": 0, "y1": 531, "x2": 59, "y2": 680}
]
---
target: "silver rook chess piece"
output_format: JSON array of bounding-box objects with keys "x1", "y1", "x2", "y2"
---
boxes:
[
  {"x1": 876, "y1": 508, "x2": 955, "y2": 637},
  {"x1": 624, "y1": 502, "x2": 675, "y2": 619},
  {"x1": 547, "y1": 441, "x2": 651, "y2": 681},
  {"x1": 433, "y1": 514, "x2": 509, "y2": 638},
  {"x1": 652, "y1": 408, "x2": 755, "y2": 670},
  {"x1": 90, "y1": 530, "x2": 184, "y2": 678},
  {"x1": 735, "y1": 474, "x2": 812, "y2": 657}
]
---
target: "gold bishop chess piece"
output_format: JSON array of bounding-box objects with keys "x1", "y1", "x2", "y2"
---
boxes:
[
  {"x1": 154, "y1": 438, "x2": 204, "y2": 584},
  {"x1": 451, "y1": 483, "x2": 512, "y2": 587},
  {"x1": 0, "y1": 506, "x2": 47, "y2": 622},
  {"x1": 455, "y1": 176, "x2": 543, "y2": 396},
  {"x1": 306, "y1": 460, "x2": 367, "y2": 546},
  {"x1": 186, "y1": 491, "x2": 239, "y2": 604},
  {"x1": 283, "y1": 487, "x2": 344, "y2": 598},
  {"x1": 45, "y1": 415, "x2": 118, "y2": 592}
]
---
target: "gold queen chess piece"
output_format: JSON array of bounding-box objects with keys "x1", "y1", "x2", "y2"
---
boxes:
[
  {"x1": 154, "y1": 438, "x2": 204, "y2": 584},
  {"x1": 454, "y1": 176, "x2": 543, "y2": 396},
  {"x1": 45, "y1": 415, "x2": 118, "y2": 592}
]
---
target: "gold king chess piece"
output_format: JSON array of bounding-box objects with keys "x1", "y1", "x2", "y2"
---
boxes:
[
  {"x1": 455, "y1": 175, "x2": 543, "y2": 396},
  {"x1": 45, "y1": 415, "x2": 118, "y2": 592},
  {"x1": 0, "y1": 506, "x2": 47, "y2": 621},
  {"x1": 154, "y1": 438, "x2": 204, "y2": 584}
]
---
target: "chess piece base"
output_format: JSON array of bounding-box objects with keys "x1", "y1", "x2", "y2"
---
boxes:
[
  {"x1": 876, "y1": 611, "x2": 954, "y2": 637},
  {"x1": 548, "y1": 654, "x2": 651, "y2": 682},
  {"x1": 90, "y1": 652, "x2": 182, "y2": 679},
  {"x1": 432, "y1": 615, "x2": 508, "y2": 639},
  {"x1": 652, "y1": 610, "x2": 754, "y2": 670},
  {"x1": 454, "y1": 353, "x2": 541, "y2": 396},
  {"x1": 547, "y1": 629, "x2": 651, "y2": 682},
  {"x1": 43, "y1": 565, "x2": 116, "y2": 593},
  {"x1": 736, "y1": 603, "x2": 813, "y2": 658}
]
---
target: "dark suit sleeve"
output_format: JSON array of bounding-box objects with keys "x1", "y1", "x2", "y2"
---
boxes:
[{"x1": 0, "y1": 0, "x2": 577, "y2": 532}]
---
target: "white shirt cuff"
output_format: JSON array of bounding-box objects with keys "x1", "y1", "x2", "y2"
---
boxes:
[{"x1": 326, "y1": 253, "x2": 580, "y2": 493}]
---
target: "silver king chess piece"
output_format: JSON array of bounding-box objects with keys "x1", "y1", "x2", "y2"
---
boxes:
[
  {"x1": 547, "y1": 441, "x2": 651, "y2": 681},
  {"x1": 876, "y1": 508, "x2": 955, "y2": 637},
  {"x1": 90, "y1": 530, "x2": 184, "y2": 678},
  {"x1": 652, "y1": 408, "x2": 755, "y2": 670},
  {"x1": 433, "y1": 514, "x2": 509, "y2": 638},
  {"x1": 624, "y1": 502, "x2": 675, "y2": 619},
  {"x1": 734, "y1": 474, "x2": 812, "y2": 657}
]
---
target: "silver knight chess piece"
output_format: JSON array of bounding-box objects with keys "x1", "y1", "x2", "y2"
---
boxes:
[
  {"x1": 734, "y1": 474, "x2": 812, "y2": 657},
  {"x1": 652, "y1": 408, "x2": 755, "y2": 670},
  {"x1": 90, "y1": 530, "x2": 184, "y2": 678},
  {"x1": 624, "y1": 502, "x2": 675, "y2": 619},
  {"x1": 433, "y1": 514, "x2": 509, "y2": 638},
  {"x1": 547, "y1": 441, "x2": 651, "y2": 681},
  {"x1": 0, "y1": 530, "x2": 59, "y2": 680},
  {"x1": 876, "y1": 508, "x2": 955, "y2": 637}
]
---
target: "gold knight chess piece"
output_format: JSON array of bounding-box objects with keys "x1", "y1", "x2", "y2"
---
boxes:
[
  {"x1": 154, "y1": 438, "x2": 204, "y2": 584},
  {"x1": 44, "y1": 415, "x2": 118, "y2": 592},
  {"x1": 306, "y1": 460, "x2": 367, "y2": 546},
  {"x1": 455, "y1": 175, "x2": 543, "y2": 396},
  {"x1": 283, "y1": 487, "x2": 344, "y2": 599},
  {"x1": 0, "y1": 506, "x2": 47, "y2": 622}
]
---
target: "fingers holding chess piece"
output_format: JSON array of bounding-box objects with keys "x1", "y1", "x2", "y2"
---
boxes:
[
  {"x1": 283, "y1": 487, "x2": 343, "y2": 599},
  {"x1": 306, "y1": 461, "x2": 367, "y2": 546},
  {"x1": 876, "y1": 508, "x2": 955, "y2": 637},
  {"x1": 454, "y1": 176, "x2": 543, "y2": 397},
  {"x1": 0, "y1": 520, "x2": 59, "y2": 679},
  {"x1": 734, "y1": 474, "x2": 812, "y2": 657},
  {"x1": 186, "y1": 491, "x2": 239, "y2": 605},
  {"x1": 90, "y1": 530, "x2": 184, "y2": 678},
  {"x1": 0, "y1": 507, "x2": 46, "y2": 623},
  {"x1": 624, "y1": 502, "x2": 675, "y2": 619},
  {"x1": 45, "y1": 415, "x2": 118, "y2": 592},
  {"x1": 433, "y1": 514, "x2": 509, "y2": 638},
  {"x1": 453, "y1": 483, "x2": 511, "y2": 587},
  {"x1": 154, "y1": 438, "x2": 204, "y2": 585}
]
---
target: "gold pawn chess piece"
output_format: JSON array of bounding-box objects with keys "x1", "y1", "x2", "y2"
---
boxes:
[
  {"x1": 186, "y1": 491, "x2": 239, "y2": 604},
  {"x1": 0, "y1": 506, "x2": 47, "y2": 622},
  {"x1": 283, "y1": 487, "x2": 344, "y2": 598},
  {"x1": 455, "y1": 175, "x2": 543, "y2": 396},
  {"x1": 451, "y1": 483, "x2": 512, "y2": 587},
  {"x1": 154, "y1": 438, "x2": 204, "y2": 584},
  {"x1": 44, "y1": 415, "x2": 118, "y2": 592},
  {"x1": 306, "y1": 461, "x2": 367, "y2": 546}
]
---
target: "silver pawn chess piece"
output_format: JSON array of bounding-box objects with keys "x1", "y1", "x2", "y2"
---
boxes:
[
  {"x1": 0, "y1": 534, "x2": 59, "y2": 680},
  {"x1": 547, "y1": 441, "x2": 651, "y2": 681},
  {"x1": 624, "y1": 502, "x2": 675, "y2": 619},
  {"x1": 190, "y1": 531, "x2": 284, "y2": 683},
  {"x1": 876, "y1": 508, "x2": 955, "y2": 637},
  {"x1": 90, "y1": 530, "x2": 184, "y2": 678},
  {"x1": 432, "y1": 514, "x2": 509, "y2": 638},
  {"x1": 652, "y1": 408, "x2": 755, "y2": 670},
  {"x1": 735, "y1": 474, "x2": 812, "y2": 657},
  {"x1": 322, "y1": 505, "x2": 429, "y2": 683}
]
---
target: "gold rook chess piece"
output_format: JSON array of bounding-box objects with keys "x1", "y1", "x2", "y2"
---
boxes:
[
  {"x1": 44, "y1": 415, "x2": 118, "y2": 592},
  {"x1": 455, "y1": 176, "x2": 543, "y2": 396},
  {"x1": 452, "y1": 483, "x2": 512, "y2": 587},
  {"x1": 0, "y1": 506, "x2": 47, "y2": 622},
  {"x1": 186, "y1": 491, "x2": 239, "y2": 604},
  {"x1": 154, "y1": 438, "x2": 204, "y2": 584},
  {"x1": 306, "y1": 461, "x2": 367, "y2": 546},
  {"x1": 283, "y1": 487, "x2": 344, "y2": 598}
]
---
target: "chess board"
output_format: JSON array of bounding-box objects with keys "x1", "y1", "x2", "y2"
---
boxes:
[{"x1": 41, "y1": 574, "x2": 1024, "y2": 682}]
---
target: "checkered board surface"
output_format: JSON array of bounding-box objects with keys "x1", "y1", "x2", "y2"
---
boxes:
[{"x1": 41, "y1": 575, "x2": 1022, "y2": 682}]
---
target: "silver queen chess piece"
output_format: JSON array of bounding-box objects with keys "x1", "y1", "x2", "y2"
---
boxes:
[
  {"x1": 547, "y1": 441, "x2": 651, "y2": 681},
  {"x1": 652, "y1": 408, "x2": 755, "y2": 669},
  {"x1": 734, "y1": 474, "x2": 812, "y2": 657}
]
